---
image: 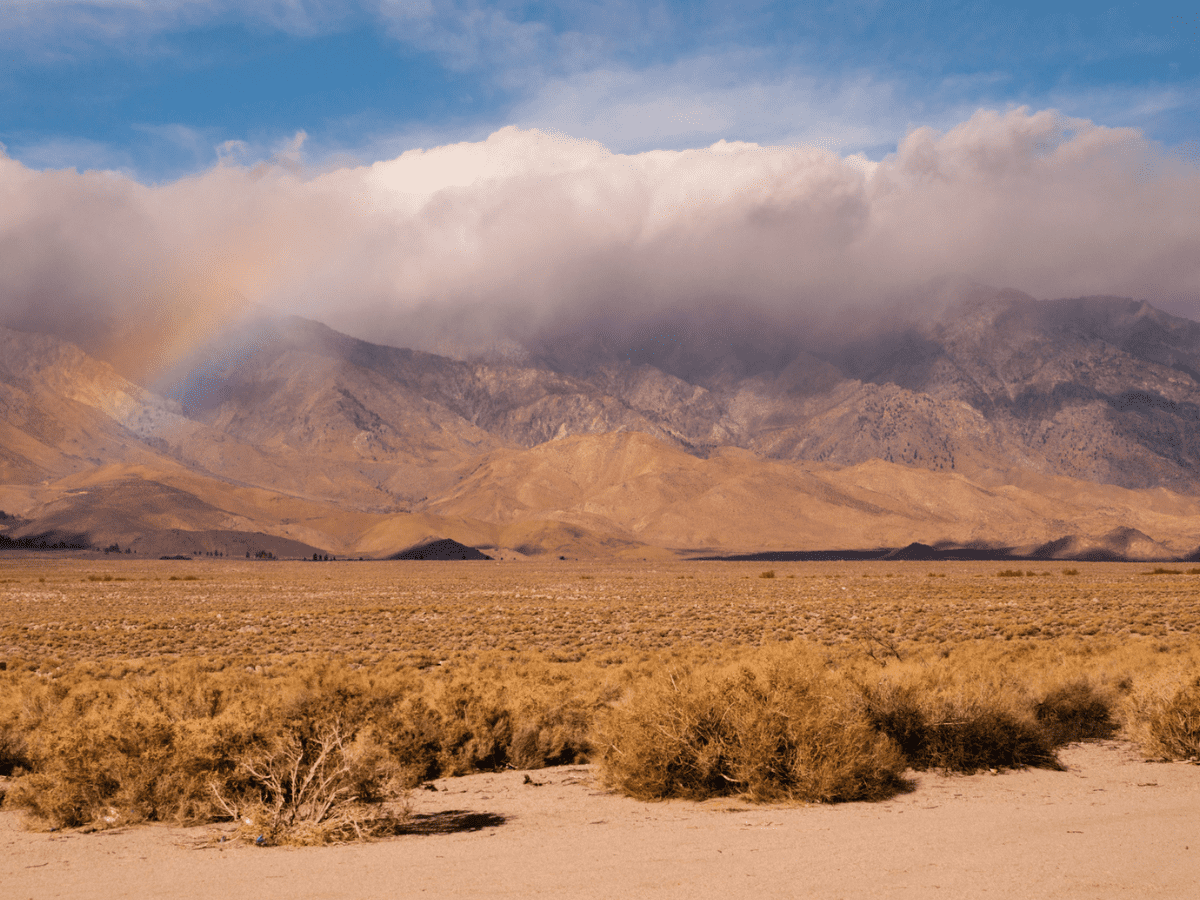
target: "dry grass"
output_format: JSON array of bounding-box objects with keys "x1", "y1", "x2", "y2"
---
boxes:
[
  {"x1": 1, "y1": 558, "x2": 1199, "y2": 829},
  {"x1": 4, "y1": 558, "x2": 1200, "y2": 662}
]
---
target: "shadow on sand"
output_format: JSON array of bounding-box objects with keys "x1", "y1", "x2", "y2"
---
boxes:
[{"x1": 396, "y1": 810, "x2": 508, "y2": 835}]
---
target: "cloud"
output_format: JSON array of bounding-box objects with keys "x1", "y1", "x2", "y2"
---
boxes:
[
  {"x1": 0, "y1": 0, "x2": 568, "y2": 68},
  {"x1": 0, "y1": 1, "x2": 350, "y2": 45},
  {"x1": 1, "y1": 107, "x2": 1198, "y2": 380},
  {"x1": 510, "y1": 54, "x2": 913, "y2": 155},
  {"x1": 375, "y1": 0, "x2": 557, "y2": 76}
]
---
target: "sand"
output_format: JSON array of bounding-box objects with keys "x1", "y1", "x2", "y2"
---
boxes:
[{"x1": 3, "y1": 741, "x2": 1197, "y2": 899}]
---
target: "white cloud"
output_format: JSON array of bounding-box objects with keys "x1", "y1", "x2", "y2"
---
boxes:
[
  {"x1": 374, "y1": 0, "x2": 661, "y2": 78},
  {"x1": 503, "y1": 50, "x2": 999, "y2": 157},
  {"x1": 1, "y1": 107, "x2": 1197, "y2": 378},
  {"x1": 376, "y1": 0, "x2": 554, "y2": 75}
]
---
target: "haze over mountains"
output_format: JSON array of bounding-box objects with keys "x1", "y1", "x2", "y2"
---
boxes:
[{"x1": 2, "y1": 285, "x2": 1200, "y2": 560}]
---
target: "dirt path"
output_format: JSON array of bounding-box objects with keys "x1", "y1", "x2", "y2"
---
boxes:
[{"x1": 4, "y1": 741, "x2": 1198, "y2": 899}]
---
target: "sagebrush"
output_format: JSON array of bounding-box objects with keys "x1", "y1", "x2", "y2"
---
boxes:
[{"x1": 598, "y1": 654, "x2": 907, "y2": 802}]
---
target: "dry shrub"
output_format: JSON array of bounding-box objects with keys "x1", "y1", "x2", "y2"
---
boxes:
[
  {"x1": 416, "y1": 668, "x2": 599, "y2": 775},
  {"x1": 378, "y1": 684, "x2": 527, "y2": 780},
  {"x1": 1034, "y1": 679, "x2": 1117, "y2": 745},
  {"x1": 863, "y1": 676, "x2": 1060, "y2": 773},
  {"x1": 495, "y1": 659, "x2": 606, "y2": 769},
  {"x1": 0, "y1": 722, "x2": 30, "y2": 777},
  {"x1": 4, "y1": 664, "x2": 415, "y2": 837},
  {"x1": 8, "y1": 705, "x2": 217, "y2": 828},
  {"x1": 860, "y1": 682, "x2": 927, "y2": 759},
  {"x1": 598, "y1": 655, "x2": 907, "y2": 803},
  {"x1": 206, "y1": 668, "x2": 416, "y2": 844},
  {"x1": 3, "y1": 666, "x2": 259, "y2": 829},
  {"x1": 0, "y1": 718, "x2": 30, "y2": 809},
  {"x1": 508, "y1": 700, "x2": 593, "y2": 769},
  {"x1": 599, "y1": 670, "x2": 731, "y2": 801},
  {"x1": 1126, "y1": 674, "x2": 1200, "y2": 761},
  {"x1": 379, "y1": 695, "x2": 445, "y2": 782},
  {"x1": 434, "y1": 682, "x2": 515, "y2": 775},
  {"x1": 3, "y1": 632, "x2": 1195, "y2": 834},
  {"x1": 211, "y1": 720, "x2": 410, "y2": 845}
]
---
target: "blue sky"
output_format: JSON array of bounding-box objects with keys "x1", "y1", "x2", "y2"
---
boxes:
[{"x1": 1, "y1": 1, "x2": 1197, "y2": 181}]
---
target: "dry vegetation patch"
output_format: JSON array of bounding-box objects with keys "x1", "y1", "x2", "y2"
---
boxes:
[
  {"x1": 0, "y1": 663, "x2": 418, "y2": 841},
  {"x1": 1, "y1": 559, "x2": 1199, "y2": 831},
  {"x1": 5, "y1": 559, "x2": 1200, "y2": 660},
  {"x1": 1125, "y1": 673, "x2": 1200, "y2": 761},
  {"x1": 597, "y1": 652, "x2": 906, "y2": 802}
]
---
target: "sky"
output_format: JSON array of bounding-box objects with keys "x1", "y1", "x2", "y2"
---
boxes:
[
  {"x1": 2, "y1": 1, "x2": 1197, "y2": 179},
  {"x1": 1, "y1": 1, "x2": 1199, "y2": 375}
]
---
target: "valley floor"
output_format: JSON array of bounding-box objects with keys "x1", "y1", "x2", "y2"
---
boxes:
[{"x1": 5, "y1": 557, "x2": 1200, "y2": 661}]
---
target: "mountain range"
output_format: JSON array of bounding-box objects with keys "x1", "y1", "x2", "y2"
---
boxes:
[{"x1": 3, "y1": 286, "x2": 1200, "y2": 560}]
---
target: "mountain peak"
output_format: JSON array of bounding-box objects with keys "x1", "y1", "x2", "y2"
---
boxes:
[{"x1": 7, "y1": 296, "x2": 1200, "y2": 558}]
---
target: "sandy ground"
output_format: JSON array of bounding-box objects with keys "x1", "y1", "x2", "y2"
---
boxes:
[{"x1": 3, "y1": 741, "x2": 1198, "y2": 900}]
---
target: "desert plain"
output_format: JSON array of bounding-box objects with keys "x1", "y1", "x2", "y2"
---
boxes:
[{"x1": 2, "y1": 557, "x2": 1199, "y2": 898}]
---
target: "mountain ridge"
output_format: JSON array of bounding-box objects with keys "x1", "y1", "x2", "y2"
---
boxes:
[{"x1": 3, "y1": 288, "x2": 1200, "y2": 559}]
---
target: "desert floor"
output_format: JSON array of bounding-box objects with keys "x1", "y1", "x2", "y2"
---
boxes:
[{"x1": 4, "y1": 741, "x2": 1198, "y2": 900}]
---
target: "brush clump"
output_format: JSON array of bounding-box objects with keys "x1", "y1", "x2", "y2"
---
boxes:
[
  {"x1": 1034, "y1": 679, "x2": 1118, "y2": 745},
  {"x1": 0, "y1": 656, "x2": 608, "y2": 841},
  {"x1": 597, "y1": 653, "x2": 907, "y2": 803},
  {"x1": 1125, "y1": 674, "x2": 1200, "y2": 761},
  {"x1": 862, "y1": 679, "x2": 1061, "y2": 772},
  {"x1": 0, "y1": 634, "x2": 1195, "y2": 835},
  {"x1": 860, "y1": 658, "x2": 1121, "y2": 773},
  {"x1": 3, "y1": 664, "x2": 418, "y2": 842}
]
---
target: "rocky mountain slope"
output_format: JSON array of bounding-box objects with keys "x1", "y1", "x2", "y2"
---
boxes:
[
  {"x1": 162, "y1": 289, "x2": 1200, "y2": 490},
  {"x1": 3, "y1": 288, "x2": 1200, "y2": 558}
]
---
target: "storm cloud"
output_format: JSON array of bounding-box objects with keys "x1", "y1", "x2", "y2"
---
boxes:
[{"x1": 1, "y1": 106, "x2": 1198, "y2": 379}]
